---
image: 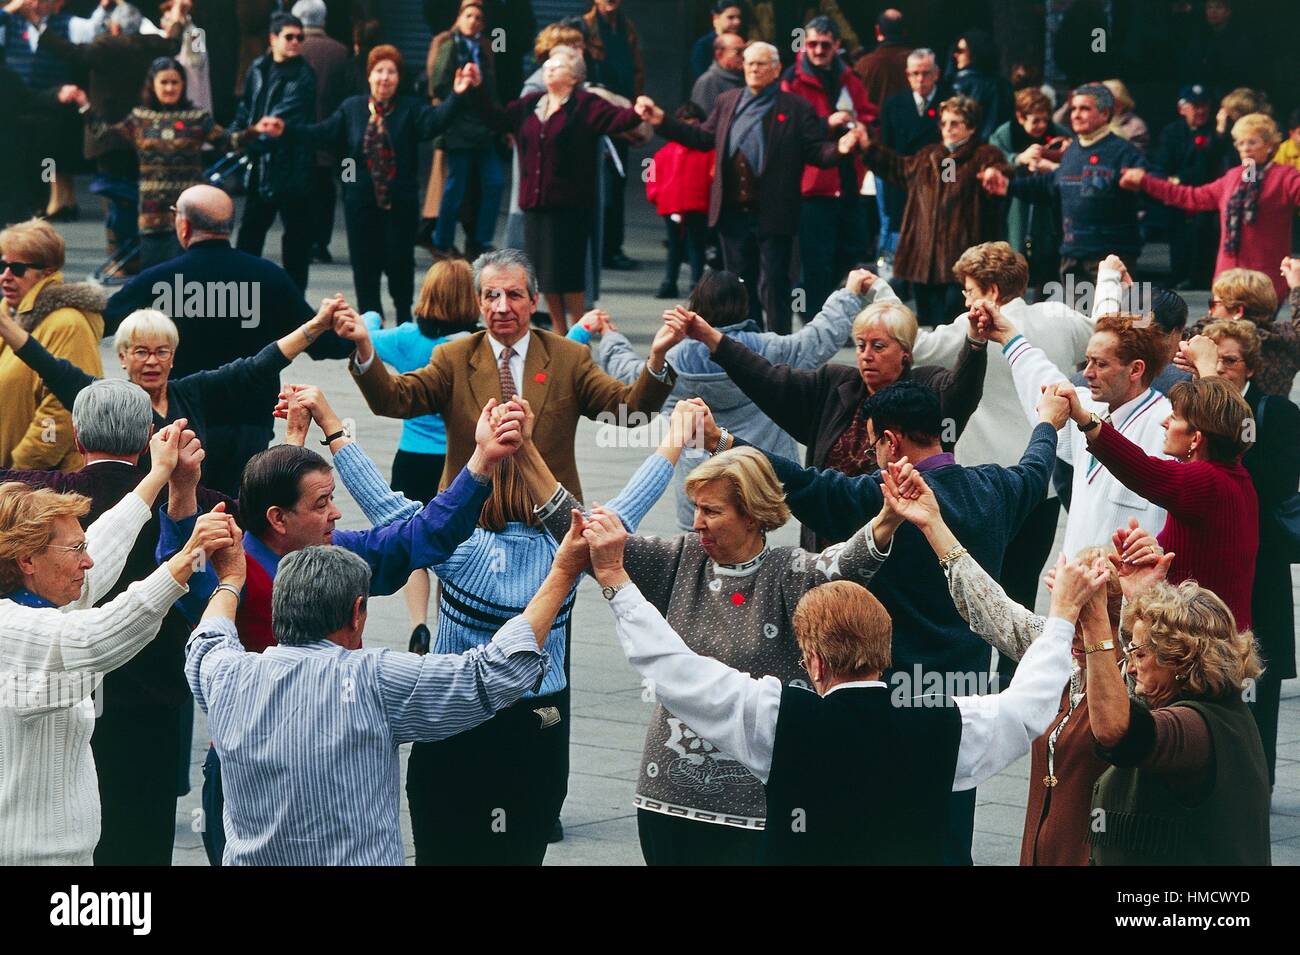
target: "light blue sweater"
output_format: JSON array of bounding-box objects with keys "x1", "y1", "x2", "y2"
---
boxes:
[
  {"x1": 363, "y1": 311, "x2": 465, "y2": 455},
  {"x1": 337, "y1": 445, "x2": 675, "y2": 698}
]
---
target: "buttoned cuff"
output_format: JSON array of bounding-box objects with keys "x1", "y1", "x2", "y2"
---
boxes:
[{"x1": 350, "y1": 350, "x2": 376, "y2": 376}]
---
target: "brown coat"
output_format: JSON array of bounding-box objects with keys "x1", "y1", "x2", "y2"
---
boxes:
[
  {"x1": 353, "y1": 328, "x2": 675, "y2": 499},
  {"x1": 853, "y1": 42, "x2": 912, "y2": 108},
  {"x1": 864, "y1": 139, "x2": 1011, "y2": 285},
  {"x1": 582, "y1": 5, "x2": 644, "y2": 98}
]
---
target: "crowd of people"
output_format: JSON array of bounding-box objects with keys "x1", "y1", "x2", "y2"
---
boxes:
[{"x1": 1, "y1": 1, "x2": 1298, "y2": 868}]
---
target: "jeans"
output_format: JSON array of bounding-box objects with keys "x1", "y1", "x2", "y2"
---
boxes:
[
  {"x1": 434, "y1": 146, "x2": 505, "y2": 249},
  {"x1": 799, "y1": 194, "x2": 870, "y2": 316}
]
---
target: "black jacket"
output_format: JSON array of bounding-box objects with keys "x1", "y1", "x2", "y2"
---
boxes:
[
  {"x1": 232, "y1": 53, "x2": 317, "y2": 200},
  {"x1": 878, "y1": 87, "x2": 943, "y2": 222},
  {"x1": 948, "y1": 67, "x2": 1012, "y2": 142},
  {"x1": 297, "y1": 93, "x2": 460, "y2": 206}
]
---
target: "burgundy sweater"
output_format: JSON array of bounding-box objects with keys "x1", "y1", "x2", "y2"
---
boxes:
[{"x1": 1089, "y1": 422, "x2": 1258, "y2": 627}]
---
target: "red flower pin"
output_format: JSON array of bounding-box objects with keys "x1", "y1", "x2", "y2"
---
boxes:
[
  {"x1": 927, "y1": 107, "x2": 936, "y2": 118},
  {"x1": 1194, "y1": 135, "x2": 1207, "y2": 147},
  {"x1": 1089, "y1": 155, "x2": 1100, "y2": 165},
  {"x1": 730, "y1": 593, "x2": 745, "y2": 606},
  {"x1": 534, "y1": 372, "x2": 546, "y2": 383},
  {"x1": 777, "y1": 113, "x2": 786, "y2": 122},
  {"x1": 174, "y1": 121, "x2": 185, "y2": 130}
]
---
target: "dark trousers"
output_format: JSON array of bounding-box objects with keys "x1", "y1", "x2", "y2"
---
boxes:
[
  {"x1": 1058, "y1": 255, "x2": 1106, "y2": 310},
  {"x1": 344, "y1": 199, "x2": 419, "y2": 326},
  {"x1": 309, "y1": 164, "x2": 337, "y2": 252},
  {"x1": 91, "y1": 701, "x2": 183, "y2": 866},
  {"x1": 200, "y1": 743, "x2": 224, "y2": 866},
  {"x1": 602, "y1": 139, "x2": 629, "y2": 258},
  {"x1": 1168, "y1": 210, "x2": 1218, "y2": 288},
  {"x1": 911, "y1": 282, "x2": 962, "y2": 327},
  {"x1": 637, "y1": 809, "x2": 764, "y2": 865},
  {"x1": 434, "y1": 146, "x2": 505, "y2": 249},
  {"x1": 237, "y1": 190, "x2": 314, "y2": 292},
  {"x1": 1251, "y1": 665, "x2": 1283, "y2": 787},
  {"x1": 799, "y1": 194, "x2": 870, "y2": 316},
  {"x1": 407, "y1": 690, "x2": 569, "y2": 865},
  {"x1": 996, "y1": 496, "x2": 1061, "y2": 686},
  {"x1": 945, "y1": 786, "x2": 977, "y2": 865},
  {"x1": 663, "y1": 212, "x2": 708, "y2": 288},
  {"x1": 717, "y1": 208, "x2": 794, "y2": 334}
]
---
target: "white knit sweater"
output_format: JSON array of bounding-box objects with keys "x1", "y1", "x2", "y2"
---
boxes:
[{"x1": 0, "y1": 493, "x2": 188, "y2": 865}]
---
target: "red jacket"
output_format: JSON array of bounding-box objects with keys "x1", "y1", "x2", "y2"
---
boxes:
[
  {"x1": 781, "y1": 56, "x2": 877, "y2": 198},
  {"x1": 645, "y1": 141, "x2": 713, "y2": 216}
]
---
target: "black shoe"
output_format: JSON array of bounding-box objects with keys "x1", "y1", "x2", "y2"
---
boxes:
[
  {"x1": 548, "y1": 818, "x2": 564, "y2": 843},
  {"x1": 604, "y1": 252, "x2": 638, "y2": 270},
  {"x1": 313, "y1": 246, "x2": 333, "y2": 264},
  {"x1": 408, "y1": 624, "x2": 431, "y2": 655},
  {"x1": 655, "y1": 281, "x2": 679, "y2": 299}
]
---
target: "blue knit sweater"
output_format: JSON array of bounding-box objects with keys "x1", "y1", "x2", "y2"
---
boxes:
[{"x1": 340, "y1": 448, "x2": 675, "y2": 697}]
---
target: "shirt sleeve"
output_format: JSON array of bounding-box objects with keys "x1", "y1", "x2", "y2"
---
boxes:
[
  {"x1": 595, "y1": 331, "x2": 647, "y2": 386},
  {"x1": 74, "y1": 492, "x2": 152, "y2": 609},
  {"x1": 944, "y1": 552, "x2": 1046, "y2": 662},
  {"x1": 185, "y1": 614, "x2": 246, "y2": 714},
  {"x1": 332, "y1": 441, "x2": 421, "y2": 528},
  {"x1": 375, "y1": 615, "x2": 549, "y2": 742},
  {"x1": 755, "y1": 444, "x2": 884, "y2": 543},
  {"x1": 950, "y1": 615, "x2": 1074, "y2": 791},
  {"x1": 607, "y1": 584, "x2": 783, "y2": 783}
]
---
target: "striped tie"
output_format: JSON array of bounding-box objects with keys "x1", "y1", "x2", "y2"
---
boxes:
[{"x1": 498, "y1": 345, "x2": 519, "y2": 401}]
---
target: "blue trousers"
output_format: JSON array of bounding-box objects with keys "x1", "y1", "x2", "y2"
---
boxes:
[
  {"x1": 434, "y1": 146, "x2": 505, "y2": 249},
  {"x1": 201, "y1": 744, "x2": 225, "y2": 866}
]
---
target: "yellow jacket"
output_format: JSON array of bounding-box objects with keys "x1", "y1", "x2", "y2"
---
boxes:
[
  {"x1": 0, "y1": 273, "x2": 106, "y2": 471},
  {"x1": 1275, "y1": 138, "x2": 1300, "y2": 172}
]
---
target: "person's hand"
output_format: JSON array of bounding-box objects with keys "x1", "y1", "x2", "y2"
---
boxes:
[
  {"x1": 635, "y1": 95, "x2": 664, "y2": 126},
  {"x1": 507, "y1": 396, "x2": 535, "y2": 442},
  {"x1": 253, "y1": 116, "x2": 285, "y2": 137},
  {"x1": 207, "y1": 515, "x2": 247, "y2": 586},
  {"x1": 1101, "y1": 254, "x2": 1132, "y2": 286},
  {"x1": 1037, "y1": 384, "x2": 1071, "y2": 430},
  {"x1": 845, "y1": 268, "x2": 877, "y2": 296},
  {"x1": 1281, "y1": 256, "x2": 1300, "y2": 291},
  {"x1": 1107, "y1": 519, "x2": 1175, "y2": 602},
  {"x1": 1174, "y1": 335, "x2": 1218, "y2": 379},
  {"x1": 695, "y1": 400, "x2": 722, "y2": 451},
  {"x1": 837, "y1": 128, "x2": 862, "y2": 155},
  {"x1": 307, "y1": 294, "x2": 345, "y2": 338},
  {"x1": 281, "y1": 384, "x2": 343, "y2": 437},
  {"x1": 171, "y1": 428, "x2": 205, "y2": 488},
  {"x1": 969, "y1": 298, "x2": 1015, "y2": 345},
  {"x1": 453, "y1": 63, "x2": 481, "y2": 94},
  {"x1": 1016, "y1": 143, "x2": 1042, "y2": 167},
  {"x1": 475, "y1": 398, "x2": 523, "y2": 463},
  {"x1": 1042, "y1": 380, "x2": 1088, "y2": 427},
  {"x1": 826, "y1": 110, "x2": 854, "y2": 129},
  {"x1": 147, "y1": 419, "x2": 187, "y2": 477},
  {"x1": 176, "y1": 503, "x2": 240, "y2": 578},
  {"x1": 650, "y1": 314, "x2": 685, "y2": 361},
  {"x1": 667, "y1": 397, "x2": 707, "y2": 450},
  {"x1": 1118, "y1": 167, "x2": 1145, "y2": 191},
  {"x1": 980, "y1": 166, "x2": 1009, "y2": 196},
  {"x1": 277, "y1": 388, "x2": 312, "y2": 445},
  {"x1": 1029, "y1": 157, "x2": 1059, "y2": 173},
  {"x1": 582, "y1": 506, "x2": 629, "y2": 586},
  {"x1": 578, "y1": 308, "x2": 612, "y2": 336},
  {"x1": 1046, "y1": 553, "x2": 1109, "y2": 622},
  {"x1": 57, "y1": 85, "x2": 88, "y2": 108},
  {"x1": 333, "y1": 307, "x2": 374, "y2": 363},
  {"x1": 552, "y1": 509, "x2": 591, "y2": 577},
  {"x1": 881, "y1": 459, "x2": 941, "y2": 530},
  {"x1": 666, "y1": 305, "x2": 720, "y2": 351}
]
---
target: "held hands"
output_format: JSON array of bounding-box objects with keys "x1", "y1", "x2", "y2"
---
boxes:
[
  {"x1": 666, "y1": 397, "x2": 708, "y2": 451},
  {"x1": 1173, "y1": 335, "x2": 1217, "y2": 379},
  {"x1": 491, "y1": 396, "x2": 535, "y2": 442},
  {"x1": 171, "y1": 428, "x2": 205, "y2": 489},
  {"x1": 307, "y1": 294, "x2": 347, "y2": 338},
  {"x1": 880, "y1": 459, "x2": 941, "y2": 531},
  {"x1": 845, "y1": 268, "x2": 877, "y2": 297},
  {"x1": 635, "y1": 96, "x2": 665, "y2": 126},
  {"x1": 650, "y1": 311, "x2": 687, "y2": 360},
  {"x1": 253, "y1": 116, "x2": 285, "y2": 138},
  {"x1": 202, "y1": 504, "x2": 247, "y2": 585},
  {"x1": 333, "y1": 306, "x2": 374, "y2": 363},
  {"x1": 968, "y1": 298, "x2": 1015, "y2": 345},
  {"x1": 1101, "y1": 254, "x2": 1132, "y2": 286},
  {"x1": 551, "y1": 509, "x2": 592, "y2": 577},
  {"x1": 1118, "y1": 167, "x2": 1145, "y2": 191},
  {"x1": 148, "y1": 419, "x2": 189, "y2": 477},
  {"x1": 664, "y1": 305, "x2": 719, "y2": 351},
  {"x1": 979, "y1": 166, "x2": 1009, "y2": 196},
  {"x1": 1281, "y1": 256, "x2": 1300, "y2": 291},
  {"x1": 1046, "y1": 553, "x2": 1110, "y2": 622},
  {"x1": 275, "y1": 384, "x2": 344, "y2": 444},
  {"x1": 582, "y1": 507, "x2": 629, "y2": 586},
  {"x1": 58, "y1": 85, "x2": 88, "y2": 108},
  {"x1": 475, "y1": 398, "x2": 524, "y2": 464},
  {"x1": 1107, "y1": 518, "x2": 1175, "y2": 602},
  {"x1": 453, "y1": 63, "x2": 482, "y2": 94},
  {"x1": 1037, "y1": 383, "x2": 1072, "y2": 430},
  {"x1": 837, "y1": 125, "x2": 869, "y2": 155},
  {"x1": 578, "y1": 308, "x2": 615, "y2": 336}
]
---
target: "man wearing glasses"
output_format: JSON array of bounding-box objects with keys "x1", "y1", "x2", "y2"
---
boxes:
[{"x1": 229, "y1": 12, "x2": 317, "y2": 293}]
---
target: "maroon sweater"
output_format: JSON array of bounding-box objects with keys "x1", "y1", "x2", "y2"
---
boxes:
[{"x1": 1089, "y1": 422, "x2": 1258, "y2": 627}]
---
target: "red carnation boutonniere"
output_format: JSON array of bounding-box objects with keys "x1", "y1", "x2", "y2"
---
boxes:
[
  {"x1": 927, "y1": 107, "x2": 936, "y2": 118},
  {"x1": 1194, "y1": 134, "x2": 1207, "y2": 147},
  {"x1": 1088, "y1": 154, "x2": 1100, "y2": 165},
  {"x1": 534, "y1": 372, "x2": 546, "y2": 383}
]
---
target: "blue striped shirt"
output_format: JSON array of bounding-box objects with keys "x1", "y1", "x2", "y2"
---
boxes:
[{"x1": 186, "y1": 615, "x2": 548, "y2": 865}]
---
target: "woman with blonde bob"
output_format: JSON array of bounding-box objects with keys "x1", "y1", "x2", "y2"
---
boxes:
[
  {"x1": 708, "y1": 290, "x2": 987, "y2": 550},
  {"x1": 1085, "y1": 580, "x2": 1270, "y2": 865},
  {"x1": 510, "y1": 397, "x2": 903, "y2": 865},
  {"x1": 1182, "y1": 267, "x2": 1298, "y2": 396},
  {"x1": 0, "y1": 292, "x2": 344, "y2": 494},
  {"x1": 1122, "y1": 113, "x2": 1300, "y2": 302}
]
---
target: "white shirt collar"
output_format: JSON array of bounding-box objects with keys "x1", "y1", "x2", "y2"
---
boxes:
[
  {"x1": 1242, "y1": 380, "x2": 1252, "y2": 400},
  {"x1": 1109, "y1": 386, "x2": 1156, "y2": 426},
  {"x1": 488, "y1": 330, "x2": 531, "y2": 361},
  {"x1": 824, "y1": 680, "x2": 888, "y2": 696}
]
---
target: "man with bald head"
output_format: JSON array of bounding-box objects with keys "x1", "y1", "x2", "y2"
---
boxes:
[{"x1": 102, "y1": 184, "x2": 350, "y2": 488}]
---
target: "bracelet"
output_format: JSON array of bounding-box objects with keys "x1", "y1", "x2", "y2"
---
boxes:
[
  {"x1": 1084, "y1": 639, "x2": 1116, "y2": 654},
  {"x1": 320, "y1": 430, "x2": 347, "y2": 445},
  {"x1": 301, "y1": 323, "x2": 320, "y2": 343},
  {"x1": 213, "y1": 583, "x2": 242, "y2": 604},
  {"x1": 937, "y1": 545, "x2": 968, "y2": 567},
  {"x1": 713, "y1": 427, "x2": 730, "y2": 455}
]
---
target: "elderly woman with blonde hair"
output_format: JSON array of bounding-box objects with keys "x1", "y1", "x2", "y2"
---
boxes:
[
  {"x1": 510, "y1": 397, "x2": 902, "y2": 865},
  {"x1": 1180, "y1": 267, "x2": 1298, "y2": 396},
  {"x1": 1121, "y1": 113, "x2": 1300, "y2": 302},
  {"x1": 0, "y1": 429, "x2": 237, "y2": 864},
  {"x1": 0, "y1": 294, "x2": 348, "y2": 494},
  {"x1": 0, "y1": 219, "x2": 105, "y2": 472},
  {"x1": 708, "y1": 291, "x2": 988, "y2": 549},
  {"x1": 1086, "y1": 580, "x2": 1270, "y2": 864}
]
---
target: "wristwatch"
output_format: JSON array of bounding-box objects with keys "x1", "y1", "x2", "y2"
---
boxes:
[
  {"x1": 1084, "y1": 639, "x2": 1115, "y2": 654},
  {"x1": 601, "y1": 584, "x2": 625, "y2": 601},
  {"x1": 1078, "y1": 412, "x2": 1102, "y2": 433}
]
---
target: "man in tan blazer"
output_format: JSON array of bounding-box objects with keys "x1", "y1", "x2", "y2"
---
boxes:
[{"x1": 337, "y1": 249, "x2": 678, "y2": 498}]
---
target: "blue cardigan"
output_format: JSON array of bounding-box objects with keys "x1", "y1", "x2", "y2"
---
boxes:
[{"x1": 362, "y1": 311, "x2": 461, "y2": 456}]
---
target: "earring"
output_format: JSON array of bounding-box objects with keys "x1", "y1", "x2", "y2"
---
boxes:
[{"x1": 1175, "y1": 672, "x2": 1187, "y2": 683}]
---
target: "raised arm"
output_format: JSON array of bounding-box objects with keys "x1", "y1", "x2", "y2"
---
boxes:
[
  {"x1": 1137, "y1": 168, "x2": 1228, "y2": 213},
  {"x1": 0, "y1": 309, "x2": 95, "y2": 416},
  {"x1": 709, "y1": 335, "x2": 842, "y2": 444},
  {"x1": 339, "y1": 308, "x2": 452, "y2": 418}
]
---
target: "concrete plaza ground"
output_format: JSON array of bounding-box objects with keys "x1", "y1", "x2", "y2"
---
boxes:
[{"x1": 56, "y1": 185, "x2": 1300, "y2": 866}]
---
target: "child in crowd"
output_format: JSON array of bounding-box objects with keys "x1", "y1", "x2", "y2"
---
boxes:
[{"x1": 645, "y1": 101, "x2": 713, "y2": 299}]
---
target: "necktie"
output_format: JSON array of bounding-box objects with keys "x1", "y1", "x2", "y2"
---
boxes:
[{"x1": 498, "y1": 345, "x2": 519, "y2": 401}]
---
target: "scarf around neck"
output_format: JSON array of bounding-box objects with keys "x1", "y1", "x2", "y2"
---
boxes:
[
  {"x1": 364, "y1": 97, "x2": 398, "y2": 210},
  {"x1": 1225, "y1": 161, "x2": 1268, "y2": 254},
  {"x1": 728, "y1": 83, "x2": 777, "y2": 175}
]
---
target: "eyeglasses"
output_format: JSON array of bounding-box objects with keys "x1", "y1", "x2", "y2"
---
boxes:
[
  {"x1": 1217, "y1": 355, "x2": 1243, "y2": 367},
  {"x1": 1126, "y1": 640, "x2": 1153, "y2": 661},
  {"x1": 280, "y1": 32, "x2": 304, "y2": 42},
  {"x1": 0, "y1": 260, "x2": 46, "y2": 278},
  {"x1": 1208, "y1": 298, "x2": 1225, "y2": 310},
  {"x1": 128, "y1": 346, "x2": 173, "y2": 361},
  {"x1": 805, "y1": 40, "x2": 834, "y2": 51},
  {"x1": 47, "y1": 540, "x2": 89, "y2": 555}
]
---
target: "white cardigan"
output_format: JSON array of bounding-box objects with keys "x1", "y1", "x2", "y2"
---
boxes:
[{"x1": 0, "y1": 492, "x2": 187, "y2": 865}]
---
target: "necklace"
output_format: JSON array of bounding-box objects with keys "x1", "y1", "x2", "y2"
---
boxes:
[{"x1": 1043, "y1": 668, "x2": 1083, "y2": 788}]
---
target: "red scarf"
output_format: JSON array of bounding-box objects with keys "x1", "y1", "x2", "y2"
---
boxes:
[{"x1": 364, "y1": 97, "x2": 397, "y2": 210}]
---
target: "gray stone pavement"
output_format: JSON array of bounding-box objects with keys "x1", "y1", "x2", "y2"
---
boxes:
[{"x1": 56, "y1": 185, "x2": 1299, "y2": 866}]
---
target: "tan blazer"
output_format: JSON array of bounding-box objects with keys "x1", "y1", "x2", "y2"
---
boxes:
[{"x1": 354, "y1": 328, "x2": 675, "y2": 499}]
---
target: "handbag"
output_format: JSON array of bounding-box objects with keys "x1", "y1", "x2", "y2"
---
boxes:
[{"x1": 1255, "y1": 395, "x2": 1300, "y2": 561}]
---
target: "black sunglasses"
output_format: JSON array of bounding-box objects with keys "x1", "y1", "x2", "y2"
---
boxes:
[{"x1": 0, "y1": 260, "x2": 45, "y2": 278}]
